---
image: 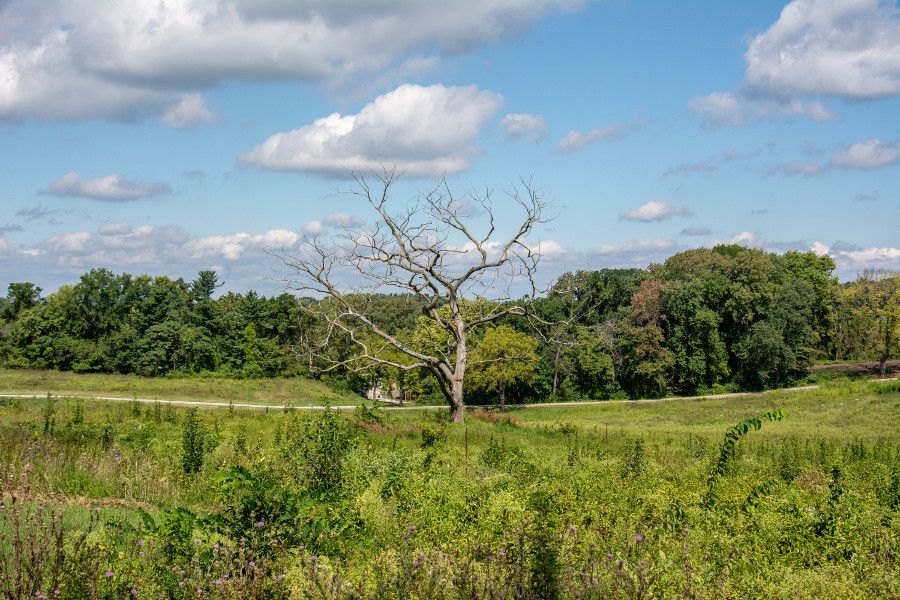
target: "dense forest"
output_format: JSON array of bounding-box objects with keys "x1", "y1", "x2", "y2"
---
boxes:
[{"x1": 1, "y1": 244, "x2": 897, "y2": 402}]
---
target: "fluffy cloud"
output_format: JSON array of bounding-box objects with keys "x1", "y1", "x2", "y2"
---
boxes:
[
  {"x1": 188, "y1": 229, "x2": 300, "y2": 260},
  {"x1": 691, "y1": 0, "x2": 900, "y2": 126},
  {"x1": 45, "y1": 231, "x2": 93, "y2": 253},
  {"x1": 241, "y1": 83, "x2": 503, "y2": 177},
  {"x1": 744, "y1": 0, "x2": 900, "y2": 100},
  {"x1": 323, "y1": 212, "x2": 365, "y2": 228},
  {"x1": 2, "y1": 223, "x2": 311, "y2": 291},
  {"x1": 501, "y1": 113, "x2": 547, "y2": 142},
  {"x1": 619, "y1": 201, "x2": 692, "y2": 222},
  {"x1": 775, "y1": 139, "x2": 900, "y2": 176},
  {"x1": 830, "y1": 139, "x2": 900, "y2": 169},
  {"x1": 719, "y1": 231, "x2": 767, "y2": 247},
  {"x1": 688, "y1": 92, "x2": 745, "y2": 126},
  {"x1": 689, "y1": 92, "x2": 835, "y2": 127},
  {"x1": 557, "y1": 121, "x2": 637, "y2": 153},
  {"x1": 45, "y1": 172, "x2": 171, "y2": 201},
  {"x1": 811, "y1": 240, "x2": 900, "y2": 276},
  {"x1": 302, "y1": 221, "x2": 323, "y2": 235},
  {"x1": 0, "y1": 0, "x2": 575, "y2": 124},
  {"x1": 159, "y1": 94, "x2": 219, "y2": 128},
  {"x1": 300, "y1": 212, "x2": 366, "y2": 235}
]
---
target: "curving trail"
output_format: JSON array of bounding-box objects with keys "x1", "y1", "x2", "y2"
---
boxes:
[{"x1": 0, "y1": 384, "x2": 827, "y2": 412}]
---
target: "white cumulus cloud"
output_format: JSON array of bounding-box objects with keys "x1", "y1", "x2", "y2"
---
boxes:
[
  {"x1": 501, "y1": 113, "x2": 547, "y2": 142},
  {"x1": 830, "y1": 139, "x2": 900, "y2": 169},
  {"x1": 558, "y1": 121, "x2": 637, "y2": 153},
  {"x1": 241, "y1": 83, "x2": 503, "y2": 177},
  {"x1": 744, "y1": 0, "x2": 900, "y2": 100},
  {"x1": 690, "y1": 0, "x2": 900, "y2": 126},
  {"x1": 0, "y1": 0, "x2": 576, "y2": 124},
  {"x1": 159, "y1": 93, "x2": 219, "y2": 128},
  {"x1": 323, "y1": 212, "x2": 365, "y2": 228},
  {"x1": 774, "y1": 138, "x2": 900, "y2": 176},
  {"x1": 810, "y1": 241, "x2": 900, "y2": 275},
  {"x1": 619, "y1": 201, "x2": 692, "y2": 222},
  {"x1": 689, "y1": 92, "x2": 835, "y2": 127},
  {"x1": 45, "y1": 172, "x2": 171, "y2": 201}
]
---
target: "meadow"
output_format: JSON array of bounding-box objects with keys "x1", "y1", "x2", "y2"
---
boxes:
[
  {"x1": 0, "y1": 368, "x2": 360, "y2": 406},
  {"x1": 0, "y1": 375, "x2": 898, "y2": 599}
]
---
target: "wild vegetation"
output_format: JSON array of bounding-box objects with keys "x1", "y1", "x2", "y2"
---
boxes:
[
  {"x1": 0, "y1": 379, "x2": 897, "y2": 598},
  {"x1": 1, "y1": 176, "x2": 898, "y2": 596}
]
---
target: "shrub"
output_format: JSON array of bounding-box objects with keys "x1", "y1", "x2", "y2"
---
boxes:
[
  {"x1": 181, "y1": 408, "x2": 205, "y2": 474},
  {"x1": 282, "y1": 407, "x2": 356, "y2": 493}
]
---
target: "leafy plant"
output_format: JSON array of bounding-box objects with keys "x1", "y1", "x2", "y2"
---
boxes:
[
  {"x1": 703, "y1": 409, "x2": 784, "y2": 506},
  {"x1": 622, "y1": 438, "x2": 645, "y2": 479},
  {"x1": 181, "y1": 408, "x2": 205, "y2": 474}
]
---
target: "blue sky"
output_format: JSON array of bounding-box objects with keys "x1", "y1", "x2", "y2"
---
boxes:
[{"x1": 1, "y1": 0, "x2": 898, "y2": 293}]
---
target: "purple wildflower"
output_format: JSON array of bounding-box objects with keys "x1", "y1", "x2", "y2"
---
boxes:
[
  {"x1": 256, "y1": 521, "x2": 265, "y2": 528},
  {"x1": 635, "y1": 534, "x2": 644, "y2": 543},
  {"x1": 105, "y1": 571, "x2": 114, "y2": 578},
  {"x1": 248, "y1": 561, "x2": 256, "y2": 568}
]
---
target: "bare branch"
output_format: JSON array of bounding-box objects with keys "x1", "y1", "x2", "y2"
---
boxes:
[{"x1": 277, "y1": 170, "x2": 550, "y2": 422}]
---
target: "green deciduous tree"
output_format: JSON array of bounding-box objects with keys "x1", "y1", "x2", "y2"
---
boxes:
[{"x1": 468, "y1": 325, "x2": 539, "y2": 409}]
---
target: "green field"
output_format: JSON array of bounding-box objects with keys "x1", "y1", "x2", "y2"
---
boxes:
[
  {"x1": 0, "y1": 376, "x2": 898, "y2": 598},
  {"x1": 0, "y1": 367, "x2": 363, "y2": 406}
]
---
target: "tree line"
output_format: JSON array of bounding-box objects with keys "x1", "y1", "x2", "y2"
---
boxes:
[{"x1": 0, "y1": 245, "x2": 897, "y2": 402}]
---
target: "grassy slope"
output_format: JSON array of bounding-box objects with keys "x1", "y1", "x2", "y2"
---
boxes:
[
  {"x1": 1, "y1": 377, "x2": 898, "y2": 597},
  {"x1": 0, "y1": 367, "x2": 363, "y2": 406},
  {"x1": 511, "y1": 380, "x2": 899, "y2": 439}
]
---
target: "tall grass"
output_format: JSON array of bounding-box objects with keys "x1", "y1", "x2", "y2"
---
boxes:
[{"x1": 0, "y1": 378, "x2": 897, "y2": 598}]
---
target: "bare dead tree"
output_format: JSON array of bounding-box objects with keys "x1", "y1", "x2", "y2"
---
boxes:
[{"x1": 276, "y1": 169, "x2": 549, "y2": 422}]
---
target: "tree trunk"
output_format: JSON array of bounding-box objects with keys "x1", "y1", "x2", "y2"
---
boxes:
[
  {"x1": 499, "y1": 381, "x2": 506, "y2": 411},
  {"x1": 451, "y1": 377, "x2": 465, "y2": 422},
  {"x1": 450, "y1": 335, "x2": 467, "y2": 423},
  {"x1": 552, "y1": 347, "x2": 560, "y2": 397}
]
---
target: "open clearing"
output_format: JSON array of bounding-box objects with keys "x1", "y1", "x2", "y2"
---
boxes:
[{"x1": 0, "y1": 367, "x2": 360, "y2": 406}]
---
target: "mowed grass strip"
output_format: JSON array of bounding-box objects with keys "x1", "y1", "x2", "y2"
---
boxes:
[{"x1": 0, "y1": 367, "x2": 362, "y2": 406}]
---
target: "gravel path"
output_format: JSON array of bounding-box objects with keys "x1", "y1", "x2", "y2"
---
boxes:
[{"x1": 0, "y1": 384, "x2": 824, "y2": 412}]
